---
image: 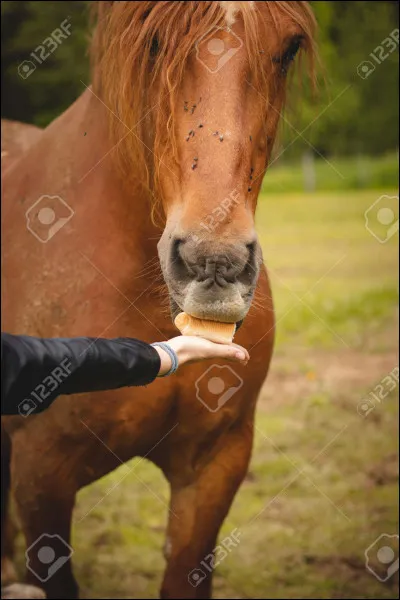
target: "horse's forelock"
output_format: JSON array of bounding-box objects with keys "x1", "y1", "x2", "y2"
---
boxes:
[
  {"x1": 90, "y1": 1, "x2": 316, "y2": 210},
  {"x1": 219, "y1": 1, "x2": 255, "y2": 27}
]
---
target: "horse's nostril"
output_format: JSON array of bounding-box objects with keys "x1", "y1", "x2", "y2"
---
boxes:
[
  {"x1": 237, "y1": 240, "x2": 259, "y2": 286},
  {"x1": 172, "y1": 237, "x2": 184, "y2": 263},
  {"x1": 246, "y1": 241, "x2": 257, "y2": 259},
  {"x1": 171, "y1": 237, "x2": 198, "y2": 280}
]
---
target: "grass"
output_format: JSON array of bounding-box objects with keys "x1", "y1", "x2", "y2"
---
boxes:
[
  {"x1": 261, "y1": 152, "x2": 399, "y2": 194},
  {"x1": 14, "y1": 188, "x2": 399, "y2": 598},
  {"x1": 256, "y1": 188, "x2": 399, "y2": 351}
]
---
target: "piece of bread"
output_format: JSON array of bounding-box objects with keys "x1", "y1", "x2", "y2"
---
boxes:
[{"x1": 174, "y1": 312, "x2": 236, "y2": 344}]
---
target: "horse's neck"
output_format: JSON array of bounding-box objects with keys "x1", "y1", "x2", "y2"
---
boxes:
[
  {"x1": 5, "y1": 88, "x2": 160, "y2": 256},
  {"x1": 2, "y1": 90, "x2": 171, "y2": 338}
]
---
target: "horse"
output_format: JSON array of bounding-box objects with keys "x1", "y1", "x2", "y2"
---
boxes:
[{"x1": 1, "y1": 2, "x2": 316, "y2": 598}]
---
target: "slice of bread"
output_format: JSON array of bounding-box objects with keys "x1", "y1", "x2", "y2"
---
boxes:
[{"x1": 174, "y1": 312, "x2": 236, "y2": 344}]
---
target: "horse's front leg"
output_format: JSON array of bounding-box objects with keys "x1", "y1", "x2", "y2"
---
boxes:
[
  {"x1": 160, "y1": 421, "x2": 253, "y2": 600},
  {"x1": 11, "y1": 431, "x2": 79, "y2": 600}
]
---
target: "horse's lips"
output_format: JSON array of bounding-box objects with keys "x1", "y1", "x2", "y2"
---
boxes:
[{"x1": 169, "y1": 297, "x2": 243, "y2": 332}]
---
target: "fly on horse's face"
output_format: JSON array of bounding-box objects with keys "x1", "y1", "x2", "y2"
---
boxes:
[{"x1": 93, "y1": 0, "x2": 315, "y2": 324}]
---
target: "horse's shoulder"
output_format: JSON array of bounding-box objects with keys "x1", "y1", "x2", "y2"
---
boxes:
[{"x1": 1, "y1": 119, "x2": 43, "y2": 172}]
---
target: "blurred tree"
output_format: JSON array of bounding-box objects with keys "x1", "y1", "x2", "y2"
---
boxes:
[
  {"x1": 1, "y1": 1, "x2": 399, "y2": 156},
  {"x1": 1, "y1": 1, "x2": 90, "y2": 126},
  {"x1": 287, "y1": 0, "x2": 399, "y2": 156}
]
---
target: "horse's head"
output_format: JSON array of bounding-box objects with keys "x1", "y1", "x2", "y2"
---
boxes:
[{"x1": 92, "y1": 1, "x2": 315, "y2": 324}]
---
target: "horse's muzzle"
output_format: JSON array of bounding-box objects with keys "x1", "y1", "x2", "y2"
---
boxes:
[{"x1": 165, "y1": 236, "x2": 260, "y2": 323}]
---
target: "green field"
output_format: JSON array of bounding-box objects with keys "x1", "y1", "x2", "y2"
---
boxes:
[
  {"x1": 262, "y1": 153, "x2": 399, "y2": 194},
  {"x1": 257, "y1": 187, "x2": 399, "y2": 351},
  {"x1": 14, "y1": 189, "x2": 399, "y2": 599}
]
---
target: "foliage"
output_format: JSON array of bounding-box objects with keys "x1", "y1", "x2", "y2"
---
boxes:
[{"x1": 1, "y1": 1, "x2": 90, "y2": 127}]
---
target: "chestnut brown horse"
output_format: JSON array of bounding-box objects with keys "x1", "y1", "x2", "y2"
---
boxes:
[{"x1": 1, "y1": 2, "x2": 315, "y2": 598}]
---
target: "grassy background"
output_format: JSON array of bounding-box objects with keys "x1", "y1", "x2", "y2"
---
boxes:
[
  {"x1": 257, "y1": 188, "x2": 398, "y2": 351},
  {"x1": 262, "y1": 152, "x2": 399, "y2": 194},
  {"x1": 14, "y1": 184, "x2": 396, "y2": 599}
]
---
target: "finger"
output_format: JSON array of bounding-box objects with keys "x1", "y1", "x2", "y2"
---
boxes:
[
  {"x1": 209, "y1": 343, "x2": 249, "y2": 363},
  {"x1": 207, "y1": 341, "x2": 249, "y2": 361},
  {"x1": 230, "y1": 343, "x2": 250, "y2": 361},
  {"x1": 219, "y1": 343, "x2": 249, "y2": 362},
  {"x1": 224, "y1": 354, "x2": 249, "y2": 365}
]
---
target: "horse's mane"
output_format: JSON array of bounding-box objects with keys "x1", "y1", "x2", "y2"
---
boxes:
[{"x1": 90, "y1": 1, "x2": 316, "y2": 205}]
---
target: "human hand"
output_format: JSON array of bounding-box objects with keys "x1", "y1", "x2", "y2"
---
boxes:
[{"x1": 154, "y1": 336, "x2": 249, "y2": 376}]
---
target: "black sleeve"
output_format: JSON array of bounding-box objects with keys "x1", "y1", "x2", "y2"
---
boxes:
[{"x1": 1, "y1": 332, "x2": 161, "y2": 416}]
